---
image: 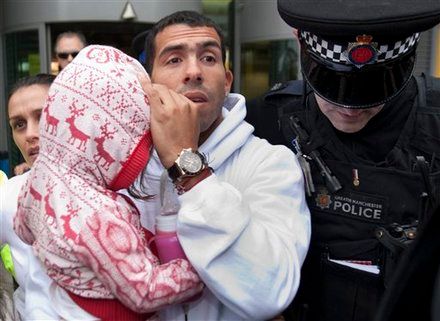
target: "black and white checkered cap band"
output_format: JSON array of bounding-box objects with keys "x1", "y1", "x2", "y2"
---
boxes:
[{"x1": 301, "y1": 31, "x2": 420, "y2": 64}]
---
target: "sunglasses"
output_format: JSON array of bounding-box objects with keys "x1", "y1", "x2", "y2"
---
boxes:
[{"x1": 56, "y1": 51, "x2": 80, "y2": 59}]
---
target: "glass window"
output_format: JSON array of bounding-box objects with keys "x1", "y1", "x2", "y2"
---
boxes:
[
  {"x1": 50, "y1": 22, "x2": 152, "y2": 74},
  {"x1": 202, "y1": 0, "x2": 233, "y2": 71},
  {"x1": 4, "y1": 29, "x2": 40, "y2": 174},
  {"x1": 5, "y1": 30, "x2": 40, "y2": 91},
  {"x1": 241, "y1": 39, "x2": 299, "y2": 100}
]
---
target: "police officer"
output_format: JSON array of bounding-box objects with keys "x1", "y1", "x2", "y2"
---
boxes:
[{"x1": 246, "y1": 1, "x2": 440, "y2": 321}]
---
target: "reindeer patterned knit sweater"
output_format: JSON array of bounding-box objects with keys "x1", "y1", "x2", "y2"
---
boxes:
[{"x1": 13, "y1": 45, "x2": 202, "y2": 314}]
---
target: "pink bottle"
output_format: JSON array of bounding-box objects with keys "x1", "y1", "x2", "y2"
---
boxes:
[
  {"x1": 154, "y1": 213, "x2": 203, "y2": 304},
  {"x1": 154, "y1": 214, "x2": 187, "y2": 264}
]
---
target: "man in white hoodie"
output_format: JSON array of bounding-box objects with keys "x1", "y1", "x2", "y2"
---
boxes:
[{"x1": 136, "y1": 10, "x2": 311, "y2": 321}]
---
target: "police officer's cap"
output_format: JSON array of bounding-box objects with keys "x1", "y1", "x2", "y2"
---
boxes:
[{"x1": 278, "y1": 0, "x2": 440, "y2": 108}]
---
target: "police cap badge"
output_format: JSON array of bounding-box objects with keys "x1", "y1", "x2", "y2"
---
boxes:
[{"x1": 277, "y1": 0, "x2": 440, "y2": 108}]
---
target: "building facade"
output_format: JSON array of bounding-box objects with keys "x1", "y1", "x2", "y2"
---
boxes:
[{"x1": 1, "y1": 0, "x2": 439, "y2": 175}]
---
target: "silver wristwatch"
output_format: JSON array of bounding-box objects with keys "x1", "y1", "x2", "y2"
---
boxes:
[{"x1": 167, "y1": 148, "x2": 207, "y2": 181}]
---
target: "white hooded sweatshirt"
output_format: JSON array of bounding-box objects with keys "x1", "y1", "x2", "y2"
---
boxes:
[{"x1": 138, "y1": 93, "x2": 311, "y2": 321}]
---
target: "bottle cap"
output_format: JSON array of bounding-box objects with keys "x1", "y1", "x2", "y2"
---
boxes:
[{"x1": 155, "y1": 214, "x2": 177, "y2": 233}]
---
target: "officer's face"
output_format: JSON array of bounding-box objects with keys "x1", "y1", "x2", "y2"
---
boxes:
[{"x1": 315, "y1": 94, "x2": 383, "y2": 133}]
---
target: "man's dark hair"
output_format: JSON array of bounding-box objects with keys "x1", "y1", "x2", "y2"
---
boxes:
[
  {"x1": 55, "y1": 31, "x2": 87, "y2": 53},
  {"x1": 8, "y1": 74, "x2": 56, "y2": 102},
  {"x1": 144, "y1": 10, "x2": 226, "y2": 74}
]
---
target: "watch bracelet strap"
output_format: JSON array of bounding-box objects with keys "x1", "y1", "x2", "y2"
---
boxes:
[
  {"x1": 167, "y1": 162, "x2": 183, "y2": 182},
  {"x1": 174, "y1": 167, "x2": 213, "y2": 195}
]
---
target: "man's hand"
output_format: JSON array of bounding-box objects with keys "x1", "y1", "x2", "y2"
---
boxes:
[{"x1": 138, "y1": 73, "x2": 201, "y2": 169}]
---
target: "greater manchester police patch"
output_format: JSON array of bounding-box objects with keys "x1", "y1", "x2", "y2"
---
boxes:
[{"x1": 311, "y1": 189, "x2": 387, "y2": 222}]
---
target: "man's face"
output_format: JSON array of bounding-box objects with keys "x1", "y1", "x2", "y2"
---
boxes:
[
  {"x1": 315, "y1": 94, "x2": 383, "y2": 133},
  {"x1": 56, "y1": 36, "x2": 85, "y2": 70},
  {"x1": 8, "y1": 85, "x2": 50, "y2": 166},
  {"x1": 151, "y1": 24, "x2": 233, "y2": 135}
]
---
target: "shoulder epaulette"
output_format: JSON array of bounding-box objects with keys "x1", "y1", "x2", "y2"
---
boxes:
[
  {"x1": 415, "y1": 73, "x2": 440, "y2": 108},
  {"x1": 264, "y1": 80, "x2": 304, "y2": 101}
]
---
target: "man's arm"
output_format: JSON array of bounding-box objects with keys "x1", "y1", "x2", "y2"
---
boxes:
[
  {"x1": 177, "y1": 141, "x2": 311, "y2": 320},
  {"x1": 138, "y1": 73, "x2": 311, "y2": 319}
]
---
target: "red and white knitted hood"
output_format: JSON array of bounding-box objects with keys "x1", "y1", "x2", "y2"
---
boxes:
[
  {"x1": 14, "y1": 44, "x2": 153, "y2": 281},
  {"x1": 45, "y1": 45, "x2": 151, "y2": 190},
  {"x1": 14, "y1": 46, "x2": 202, "y2": 311}
]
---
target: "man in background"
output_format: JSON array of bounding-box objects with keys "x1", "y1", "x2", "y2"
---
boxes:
[{"x1": 54, "y1": 31, "x2": 86, "y2": 71}]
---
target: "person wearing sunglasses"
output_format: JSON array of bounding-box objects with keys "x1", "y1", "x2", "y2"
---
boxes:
[{"x1": 54, "y1": 31, "x2": 86, "y2": 71}]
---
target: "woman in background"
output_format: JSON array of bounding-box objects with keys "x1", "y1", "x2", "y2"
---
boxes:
[{"x1": 1, "y1": 74, "x2": 68, "y2": 319}]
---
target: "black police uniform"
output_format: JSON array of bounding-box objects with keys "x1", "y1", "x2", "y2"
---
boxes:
[
  {"x1": 246, "y1": 75, "x2": 440, "y2": 321},
  {"x1": 373, "y1": 203, "x2": 440, "y2": 321},
  {"x1": 248, "y1": 2, "x2": 440, "y2": 320},
  {"x1": 248, "y1": 0, "x2": 440, "y2": 321}
]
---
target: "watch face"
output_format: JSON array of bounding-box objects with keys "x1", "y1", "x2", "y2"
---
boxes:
[{"x1": 179, "y1": 151, "x2": 203, "y2": 174}]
